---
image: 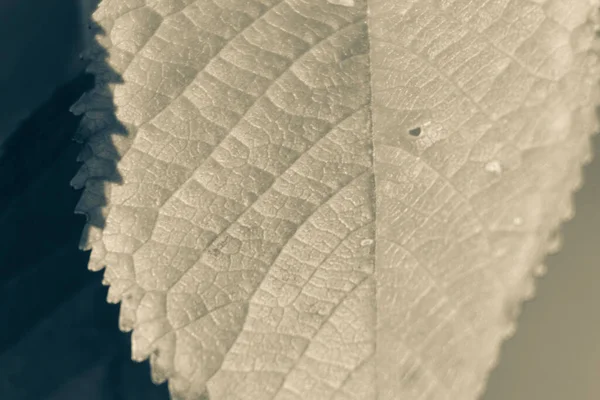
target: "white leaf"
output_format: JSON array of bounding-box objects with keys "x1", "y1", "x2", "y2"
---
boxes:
[{"x1": 71, "y1": 0, "x2": 600, "y2": 399}]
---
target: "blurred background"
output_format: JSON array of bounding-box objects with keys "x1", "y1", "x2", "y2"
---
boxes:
[
  {"x1": 0, "y1": 1, "x2": 168, "y2": 399},
  {"x1": 0, "y1": 1, "x2": 597, "y2": 399}
]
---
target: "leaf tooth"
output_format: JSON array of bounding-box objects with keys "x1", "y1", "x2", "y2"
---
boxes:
[
  {"x1": 150, "y1": 333, "x2": 176, "y2": 385},
  {"x1": 73, "y1": 180, "x2": 105, "y2": 217},
  {"x1": 118, "y1": 284, "x2": 146, "y2": 332},
  {"x1": 132, "y1": 317, "x2": 172, "y2": 361}
]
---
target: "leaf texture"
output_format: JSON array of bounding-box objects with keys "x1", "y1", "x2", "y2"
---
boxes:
[{"x1": 71, "y1": 0, "x2": 600, "y2": 399}]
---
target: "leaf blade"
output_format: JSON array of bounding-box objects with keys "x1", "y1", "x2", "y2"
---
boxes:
[
  {"x1": 72, "y1": 0, "x2": 600, "y2": 399},
  {"x1": 370, "y1": 1, "x2": 600, "y2": 399}
]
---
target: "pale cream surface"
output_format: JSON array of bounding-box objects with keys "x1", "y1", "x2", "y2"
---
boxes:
[{"x1": 70, "y1": 0, "x2": 600, "y2": 399}]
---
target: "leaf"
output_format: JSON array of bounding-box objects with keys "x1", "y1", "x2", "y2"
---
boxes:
[{"x1": 70, "y1": 0, "x2": 600, "y2": 399}]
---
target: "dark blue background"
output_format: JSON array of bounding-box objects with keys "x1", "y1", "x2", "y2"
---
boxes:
[{"x1": 0, "y1": 1, "x2": 169, "y2": 398}]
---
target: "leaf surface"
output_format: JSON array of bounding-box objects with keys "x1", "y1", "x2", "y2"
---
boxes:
[{"x1": 71, "y1": 0, "x2": 600, "y2": 399}]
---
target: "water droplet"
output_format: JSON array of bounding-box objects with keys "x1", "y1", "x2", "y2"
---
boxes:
[
  {"x1": 360, "y1": 239, "x2": 374, "y2": 246},
  {"x1": 485, "y1": 160, "x2": 502, "y2": 174},
  {"x1": 408, "y1": 126, "x2": 421, "y2": 137}
]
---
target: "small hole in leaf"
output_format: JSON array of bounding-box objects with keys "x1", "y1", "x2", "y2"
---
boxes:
[{"x1": 408, "y1": 127, "x2": 421, "y2": 137}]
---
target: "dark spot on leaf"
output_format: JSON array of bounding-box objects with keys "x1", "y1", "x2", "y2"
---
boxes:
[{"x1": 408, "y1": 126, "x2": 421, "y2": 137}]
